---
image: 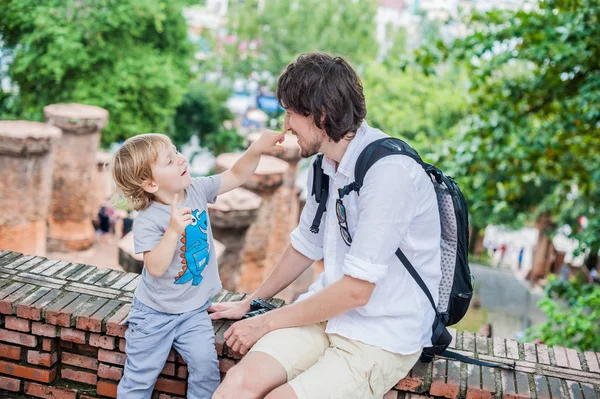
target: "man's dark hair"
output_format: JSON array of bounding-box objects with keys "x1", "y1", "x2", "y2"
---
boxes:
[{"x1": 277, "y1": 52, "x2": 366, "y2": 142}]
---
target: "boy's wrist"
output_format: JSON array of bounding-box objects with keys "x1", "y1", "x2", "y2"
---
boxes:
[{"x1": 164, "y1": 228, "x2": 180, "y2": 241}]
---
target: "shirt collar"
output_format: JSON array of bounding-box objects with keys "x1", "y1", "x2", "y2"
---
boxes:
[{"x1": 325, "y1": 120, "x2": 368, "y2": 178}]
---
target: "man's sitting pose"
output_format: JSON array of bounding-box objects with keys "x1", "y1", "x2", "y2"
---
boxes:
[{"x1": 209, "y1": 52, "x2": 442, "y2": 399}]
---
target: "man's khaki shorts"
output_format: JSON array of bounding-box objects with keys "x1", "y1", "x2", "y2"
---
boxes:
[{"x1": 250, "y1": 322, "x2": 421, "y2": 399}]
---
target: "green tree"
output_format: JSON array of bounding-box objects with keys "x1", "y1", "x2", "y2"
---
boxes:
[
  {"x1": 420, "y1": 0, "x2": 600, "y2": 269},
  {"x1": 527, "y1": 276, "x2": 600, "y2": 352},
  {"x1": 220, "y1": 0, "x2": 379, "y2": 86},
  {"x1": 0, "y1": 0, "x2": 194, "y2": 146}
]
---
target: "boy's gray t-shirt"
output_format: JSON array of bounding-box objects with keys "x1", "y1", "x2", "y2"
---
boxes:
[{"x1": 132, "y1": 176, "x2": 222, "y2": 314}]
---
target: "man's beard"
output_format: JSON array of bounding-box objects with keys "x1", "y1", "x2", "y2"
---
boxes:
[{"x1": 300, "y1": 137, "x2": 321, "y2": 158}]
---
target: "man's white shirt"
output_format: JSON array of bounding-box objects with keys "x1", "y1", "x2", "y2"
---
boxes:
[{"x1": 291, "y1": 121, "x2": 442, "y2": 355}]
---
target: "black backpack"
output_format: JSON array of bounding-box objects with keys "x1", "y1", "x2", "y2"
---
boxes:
[{"x1": 310, "y1": 137, "x2": 514, "y2": 369}]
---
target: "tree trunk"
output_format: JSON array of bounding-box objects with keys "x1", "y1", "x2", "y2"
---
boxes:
[
  {"x1": 528, "y1": 214, "x2": 555, "y2": 281},
  {"x1": 469, "y1": 226, "x2": 485, "y2": 256},
  {"x1": 585, "y1": 245, "x2": 599, "y2": 271}
]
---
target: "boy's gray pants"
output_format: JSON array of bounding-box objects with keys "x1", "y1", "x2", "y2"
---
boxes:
[{"x1": 117, "y1": 298, "x2": 220, "y2": 398}]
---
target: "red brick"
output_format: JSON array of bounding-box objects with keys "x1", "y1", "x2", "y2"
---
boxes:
[
  {"x1": 534, "y1": 375, "x2": 551, "y2": 399},
  {"x1": 16, "y1": 289, "x2": 62, "y2": 321},
  {"x1": 62, "y1": 352, "x2": 98, "y2": 371},
  {"x1": 5, "y1": 316, "x2": 30, "y2": 332},
  {"x1": 500, "y1": 369, "x2": 518, "y2": 399},
  {"x1": 430, "y1": 359, "x2": 460, "y2": 398},
  {"x1": 537, "y1": 344, "x2": 551, "y2": 365},
  {"x1": 42, "y1": 338, "x2": 57, "y2": 352},
  {"x1": 60, "y1": 327, "x2": 86, "y2": 344},
  {"x1": 105, "y1": 303, "x2": 130, "y2": 337},
  {"x1": 60, "y1": 340, "x2": 74, "y2": 349},
  {"x1": 76, "y1": 299, "x2": 121, "y2": 333},
  {"x1": 32, "y1": 322, "x2": 59, "y2": 337},
  {"x1": 553, "y1": 346, "x2": 569, "y2": 368},
  {"x1": 0, "y1": 284, "x2": 37, "y2": 314},
  {"x1": 23, "y1": 381, "x2": 77, "y2": 399},
  {"x1": 74, "y1": 297, "x2": 109, "y2": 331},
  {"x1": 0, "y1": 328, "x2": 37, "y2": 347},
  {"x1": 98, "y1": 348, "x2": 127, "y2": 366},
  {"x1": 0, "y1": 375, "x2": 21, "y2": 392},
  {"x1": 76, "y1": 343, "x2": 98, "y2": 355},
  {"x1": 0, "y1": 342, "x2": 22, "y2": 360},
  {"x1": 62, "y1": 367, "x2": 97, "y2": 385},
  {"x1": 167, "y1": 349, "x2": 176, "y2": 362},
  {"x1": 27, "y1": 350, "x2": 58, "y2": 367},
  {"x1": 119, "y1": 337, "x2": 126, "y2": 352},
  {"x1": 565, "y1": 348, "x2": 582, "y2": 370},
  {"x1": 89, "y1": 333, "x2": 115, "y2": 350},
  {"x1": 219, "y1": 358, "x2": 235, "y2": 373},
  {"x1": 158, "y1": 395, "x2": 185, "y2": 399},
  {"x1": 43, "y1": 292, "x2": 80, "y2": 326},
  {"x1": 177, "y1": 365, "x2": 188, "y2": 379},
  {"x1": 506, "y1": 339, "x2": 519, "y2": 360},
  {"x1": 98, "y1": 363, "x2": 123, "y2": 380},
  {"x1": 175, "y1": 352, "x2": 186, "y2": 365},
  {"x1": 155, "y1": 377, "x2": 186, "y2": 396},
  {"x1": 0, "y1": 359, "x2": 56, "y2": 383},
  {"x1": 584, "y1": 351, "x2": 600, "y2": 373},
  {"x1": 515, "y1": 371, "x2": 532, "y2": 398},
  {"x1": 97, "y1": 379, "x2": 118, "y2": 398},
  {"x1": 466, "y1": 364, "x2": 493, "y2": 399},
  {"x1": 161, "y1": 362, "x2": 176, "y2": 376}
]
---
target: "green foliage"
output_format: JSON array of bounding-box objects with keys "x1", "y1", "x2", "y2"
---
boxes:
[
  {"x1": 201, "y1": 127, "x2": 244, "y2": 156},
  {"x1": 220, "y1": 0, "x2": 379, "y2": 86},
  {"x1": 0, "y1": 0, "x2": 194, "y2": 146},
  {"x1": 419, "y1": 0, "x2": 600, "y2": 247},
  {"x1": 172, "y1": 81, "x2": 233, "y2": 144},
  {"x1": 527, "y1": 275, "x2": 600, "y2": 352},
  {"x1": 362, "y1": 62, "x2": 467, "y2": 159}
]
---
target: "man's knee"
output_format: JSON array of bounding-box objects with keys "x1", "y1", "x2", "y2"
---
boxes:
[{"x1": 214, "y1": 364, "x2": 261, "y2": 399}]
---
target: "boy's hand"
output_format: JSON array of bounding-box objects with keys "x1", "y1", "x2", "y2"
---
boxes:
[
  {"x1": 249, "y1": 129, "x2": 287, "y2": 156},
  {"x1": 167, "y1": 194, "x2": 192, "y2": 236}
]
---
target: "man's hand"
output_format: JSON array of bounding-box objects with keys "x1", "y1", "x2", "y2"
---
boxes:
[
  {"x1": 208, "y1": 300, "x2": 251, "y2": 321},
  {"x1": 223, "y1": 316, "x2": 271, "y2": 355},
  {"x1": 249, "y1": 129, "x2": 287, "y2": 156},
  {"x1": 167, "y1": 194, "x2": 191, "y2": 236}
]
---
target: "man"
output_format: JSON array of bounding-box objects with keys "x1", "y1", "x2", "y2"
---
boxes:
[{"x1": 209, "y1": 52, "x2": 442, "y2": 399}]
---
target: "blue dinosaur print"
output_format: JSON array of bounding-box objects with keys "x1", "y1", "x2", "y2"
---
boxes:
[{"x1": 174, "y1": 209, "x2": 210, "y2": 286}]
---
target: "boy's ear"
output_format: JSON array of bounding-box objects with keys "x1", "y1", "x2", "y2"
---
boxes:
[{"x1": 142, "y1": 179, "x2": 158, "y2": 194}]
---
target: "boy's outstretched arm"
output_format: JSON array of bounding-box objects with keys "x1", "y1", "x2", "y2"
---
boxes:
[{"x1": 217, "y1": 130, "x2": 286, "y2": 195}]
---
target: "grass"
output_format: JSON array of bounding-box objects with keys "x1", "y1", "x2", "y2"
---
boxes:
[{"x1": 453, "y1": 304, "x2": 489, "y2": 333}]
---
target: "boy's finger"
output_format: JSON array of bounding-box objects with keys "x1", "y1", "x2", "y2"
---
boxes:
[
  {"x1": 179, "y1": 207, "x2": 192, "y2": 215},
  {"x1": 209, "y1": 312, "x2": 222, "y2": 320}
]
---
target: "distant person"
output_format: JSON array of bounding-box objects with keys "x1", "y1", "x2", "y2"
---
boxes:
[
  {"x1": 518, "y1": 247, "x2": 525, "y2": 270},
  {"x1": 111, "y1": 131, "x2": 284, "y2": 398}
]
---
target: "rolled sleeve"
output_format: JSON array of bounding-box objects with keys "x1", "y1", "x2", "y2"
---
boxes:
[
  {"x1": 290, "y1": 227, "x2": 323, "y2": 261},
  {"x1": 342, "y1": 254, "x2": 389, "y2": 283},
  {"x1": 343, "y1": 160, "x2": 419, "y2": 284}
]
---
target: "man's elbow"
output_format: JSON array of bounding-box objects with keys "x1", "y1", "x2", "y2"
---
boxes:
[{"x1": 345, "y1": 276, "x2": 375, "y2": 307}]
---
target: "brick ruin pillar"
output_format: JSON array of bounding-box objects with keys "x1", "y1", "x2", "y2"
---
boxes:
[
  {"x1": 245, "y1": 133, "x2": 305, "y2": 301},
  {"x1": 0, "y1": 121, "x2": 62, "y2": 256},
  {"x1": 44, "y1": 104, "x2": 109, "y2": 252},
  {"x1": 208, "y1": 188, "x2": 262, "y2": 291},
  {"x1": 214, "y1": 154, "x2": 288, "y2": 293}
]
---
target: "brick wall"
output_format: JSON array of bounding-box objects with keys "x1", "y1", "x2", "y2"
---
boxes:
[{"x1": 0, "y1": 250, "x2": 599, "y2": 399}]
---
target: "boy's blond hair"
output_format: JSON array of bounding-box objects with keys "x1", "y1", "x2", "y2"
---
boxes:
[{"x1": 111, "y1": 133, "x2": 173, "y2": 211}]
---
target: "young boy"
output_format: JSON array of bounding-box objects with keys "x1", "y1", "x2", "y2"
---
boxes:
[{"x1": 111, "y1": 130, "x2": 285, "y2": 398}]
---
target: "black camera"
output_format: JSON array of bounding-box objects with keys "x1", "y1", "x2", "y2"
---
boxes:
[{"x1": 242, "y1": 298, "x2": 276, "y2": 319}]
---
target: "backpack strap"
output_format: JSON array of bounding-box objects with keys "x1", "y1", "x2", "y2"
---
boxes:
[{"x1": 309, "y1": 154, "x2": 329, "y2": 234}]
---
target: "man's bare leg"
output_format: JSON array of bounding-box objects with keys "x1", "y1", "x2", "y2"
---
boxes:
[
  {"x1": 264, "y1": 384, "x2": 297, "y2": 399},
  {"x1": 213, "y1": 352, "x2": 287, "y2": 399}
]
